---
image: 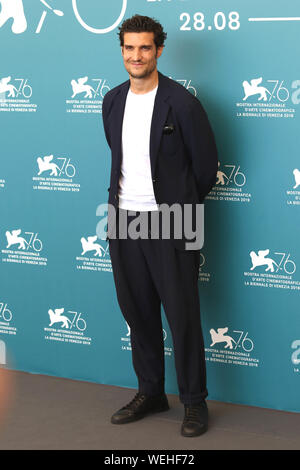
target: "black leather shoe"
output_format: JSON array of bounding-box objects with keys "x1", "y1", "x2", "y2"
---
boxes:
[
  {"x1": 111, "y1": 392, "x2": 169, "y2": 424},
  {"x1": 181, "y1": 401, "x2": 208, "y2": 437}
]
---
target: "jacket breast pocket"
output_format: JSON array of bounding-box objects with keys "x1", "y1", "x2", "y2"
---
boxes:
[{"x1": 160, "y1": 123, "x2": 180, "y2": 156}]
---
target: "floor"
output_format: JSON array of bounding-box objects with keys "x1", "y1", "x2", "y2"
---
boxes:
[{"x1": 0, "y1": 369, "x2": 299, "y2": 450}]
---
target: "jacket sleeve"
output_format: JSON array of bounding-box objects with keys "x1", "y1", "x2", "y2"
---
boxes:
[
  {"x1": 102, "y1": 94, "x2": 111, "y2": 149},
  {"x1": 179, "y1": 99, "x2": 218, "y2": 202}
]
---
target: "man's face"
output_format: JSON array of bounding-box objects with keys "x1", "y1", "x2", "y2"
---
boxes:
[{"x1": 122, "y1": 32, "x2": 163, "y2": 79}]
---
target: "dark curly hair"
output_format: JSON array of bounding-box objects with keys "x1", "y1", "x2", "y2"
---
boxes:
[{"x1": 118, "y1": 14, "x2": 167, "y2": 49}]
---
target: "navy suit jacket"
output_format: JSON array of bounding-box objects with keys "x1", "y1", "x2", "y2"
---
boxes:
[{"x1": 102, "y1": 71, "x2": 218, "y2": 250}]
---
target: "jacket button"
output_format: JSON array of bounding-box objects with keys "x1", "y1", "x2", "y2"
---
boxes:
[
  {"x1": 107, "y1": 186, "x2": 110, "y2": 191},
  {"x1": 152, "y1": 179, "x2": 156, "y2": 183}
]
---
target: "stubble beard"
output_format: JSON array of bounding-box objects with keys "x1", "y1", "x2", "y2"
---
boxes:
[{"x1": 126, "y1": 58, "x2": 157, "y2": 80}]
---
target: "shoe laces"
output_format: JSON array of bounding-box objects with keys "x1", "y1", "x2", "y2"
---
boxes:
[
  {"x1": 122, "y1": 392, "x2": 146, "y2": 411},
  {"x1": 184, "y1": 404, "x2": 206, "y2": 420}
]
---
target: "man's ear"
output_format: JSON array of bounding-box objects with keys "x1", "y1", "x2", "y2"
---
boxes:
[{"x1": 156, "y1": 46, "x2": 164, "y2": 59}]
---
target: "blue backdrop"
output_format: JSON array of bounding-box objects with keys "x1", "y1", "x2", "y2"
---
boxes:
[{"x1": 0, "y1": 0, "x2": 299, "y2": 413}]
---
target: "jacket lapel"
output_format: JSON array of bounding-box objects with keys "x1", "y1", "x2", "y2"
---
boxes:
[
  {"x1": 150, "y1": 72, "x2": 170, "y2": 177},
  {"x1": 113, "y1": 73, "x2": 170, "y2": 178}
]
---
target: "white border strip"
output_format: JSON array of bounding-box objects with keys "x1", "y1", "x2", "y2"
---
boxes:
[{"x1": 249, "y1": 17, "x2": 300, "y2": 22}]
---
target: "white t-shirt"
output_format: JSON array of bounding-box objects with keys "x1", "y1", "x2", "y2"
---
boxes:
[{"x1": 118, "y1": 86, "x2": 159, "y2": 211}]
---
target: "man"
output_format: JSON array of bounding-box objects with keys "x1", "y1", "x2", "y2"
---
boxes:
[{"x1": 102, "y1": 15, "x2": 218, "y2": 437}]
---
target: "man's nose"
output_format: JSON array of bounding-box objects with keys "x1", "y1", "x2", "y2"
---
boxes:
[{"x1": 132, "y1": 48, "x2": 142, "y2": 61}]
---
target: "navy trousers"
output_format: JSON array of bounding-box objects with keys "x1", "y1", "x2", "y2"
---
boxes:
[{"x1": 108, "y1": 208, "x2": 207, "y2": 405}]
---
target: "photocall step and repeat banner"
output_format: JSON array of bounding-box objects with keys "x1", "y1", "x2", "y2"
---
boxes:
[{"x1": 0, "y1": 0, "x2": 299, "y2": 413}]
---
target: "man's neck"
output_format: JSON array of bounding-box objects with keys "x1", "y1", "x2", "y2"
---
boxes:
[{"x1": 129, "y1": 70, "x2": 159, "y2": 95}]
